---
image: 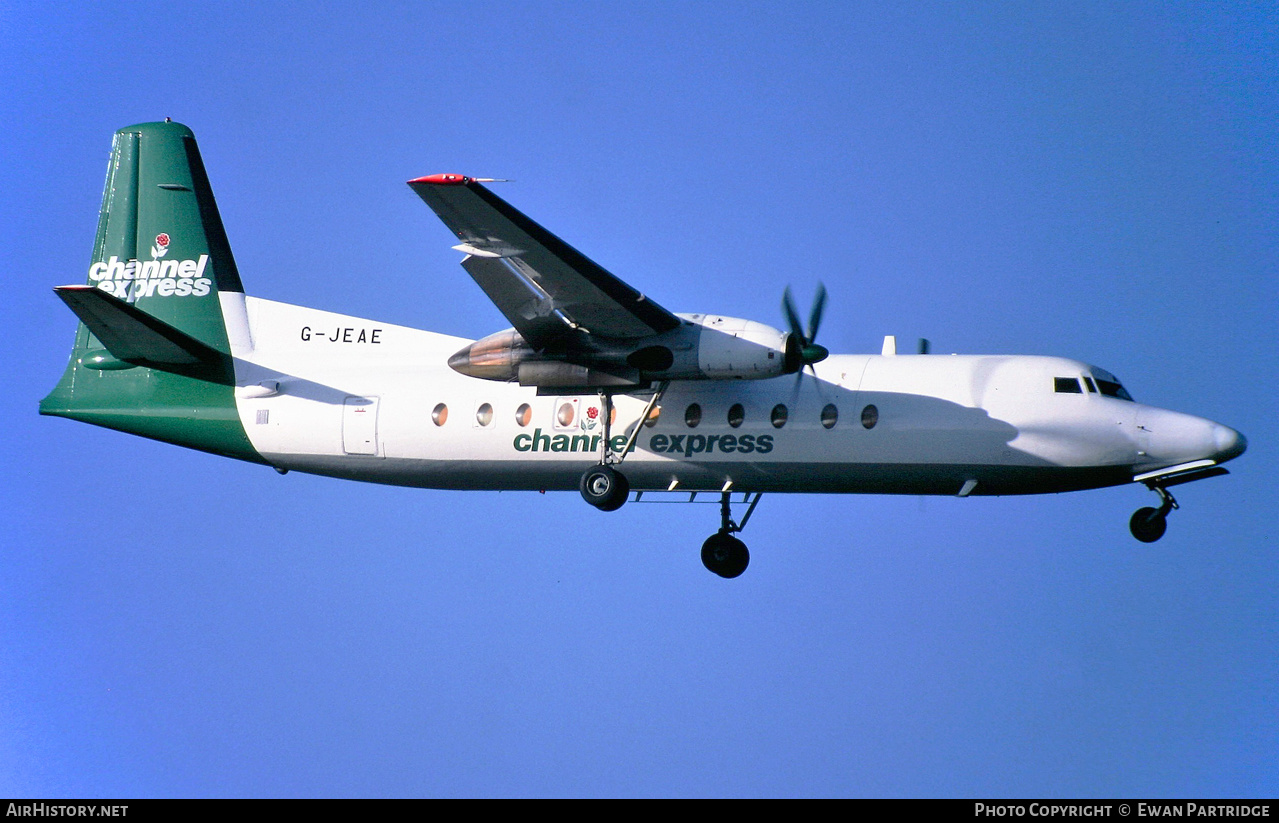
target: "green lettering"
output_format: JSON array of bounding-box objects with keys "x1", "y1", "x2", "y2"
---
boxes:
[
  {"x1": 551, "y1": 434, "x2": 570, "y2": 452},
  {"x1": 513, "y1": 433, "x2": 532, "y2": 452},
  {"x1": 755, "y1": 435, "x2": 773, "y2": 454},
  {"x1": 737, "y1": 434, "x2": 755, "y2": 453},
  {"x1": 650, "y1": 434, "x2": 669, "y2": 452},
  {"x1": 719, "y1": 434, "x2": 737, "y2": 453},
  {"x1": 571, "y1": 434, "x2": 591, "y2": 452}
]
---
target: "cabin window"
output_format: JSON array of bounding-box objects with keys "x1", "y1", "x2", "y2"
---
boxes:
[
  {"x1": 685, "y1": 403, "x2": 702, "y2": 428},
  {"x1": 821, "y1": 404, "x2": 838, "y2": 429},
  {"x1": 556, "y1": 402, "x2": 576, "y2": 427},
  {"x1": 644, "y1": 405, "x2": 662, "y2": 428},
  {"x1": 1054, "y1": 377, "x2": 1083, "y2": 394},
  {"x1": 475, "y1": 403, "x2": 494, "y2": 427},
  {"x1": 515, "y1": 403, "x2": 532, "y2": 427},
  {"x1": 728, "y1": 403, "x2": 745, "y2": 428},
  {"x1": 432, "y1": 403, "x2": 448, "y2": 426},
  {"x1": 861, "y1": 405, "x2": 878, "y2": 429},
  {"x1": 770, "y1": 404, "x2": 788, "y2": 428}
]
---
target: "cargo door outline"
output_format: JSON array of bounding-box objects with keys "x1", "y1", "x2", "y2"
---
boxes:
[{"x1": 343, "y1": 396, "x2": 380, "y2": 456}]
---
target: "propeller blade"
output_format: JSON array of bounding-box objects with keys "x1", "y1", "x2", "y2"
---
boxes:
[
  {"x1": 781, "y1": 287, "x2": 805, "y2": 342},
  {"x1": 806, "y1": 282, "x2": 827, "y2": 342},
  {"x1": 781, "y1": 283, "x2": 831, "y2": 371}
]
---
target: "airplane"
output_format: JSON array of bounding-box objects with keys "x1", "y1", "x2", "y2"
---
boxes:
[{"x1": 41, "y1": 121, "x2": 1248, "y2": 578}]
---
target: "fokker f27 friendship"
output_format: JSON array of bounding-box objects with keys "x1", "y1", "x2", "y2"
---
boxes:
[{"x1": 42, "y1": 122, "x2": 1247, "y2": 577}]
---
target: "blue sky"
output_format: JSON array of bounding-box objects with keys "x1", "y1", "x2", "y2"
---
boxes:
[{"x1": 2, "y1": 1, "x2": 1275, "y2": 797}]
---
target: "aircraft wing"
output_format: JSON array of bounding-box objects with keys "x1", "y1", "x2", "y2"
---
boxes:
[{"x1": 408, "y1": 175, "x2": 681, "y2": 348}]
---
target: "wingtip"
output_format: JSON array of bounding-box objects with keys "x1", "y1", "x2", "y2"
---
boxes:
[{"x1": 407, "y1": 173, "x2": 471, "y2": 186}]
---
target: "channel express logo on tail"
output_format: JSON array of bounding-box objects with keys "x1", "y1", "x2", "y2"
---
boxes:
[{"x1": 88, "y1": 233, "x2": 212, "y2": 301}]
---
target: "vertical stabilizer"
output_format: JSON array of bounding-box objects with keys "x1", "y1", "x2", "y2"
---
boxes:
[{"x1": 41, "y1": 122, "x2": 263, "y2": 464}]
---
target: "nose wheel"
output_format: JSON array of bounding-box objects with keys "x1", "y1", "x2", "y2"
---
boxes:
[
  {"x1": 1129, "y1": 506, "x2": 1169, "y2": 543},
  {"x1": 1130, "y1": 485, "x2": 1177, "y2": 543},
  {"x1": 702, "y1": 531, "x2": 749, "y2": 578},
  {"x1": 700, "y1": 491, "x2": 761, "y2": 578}
]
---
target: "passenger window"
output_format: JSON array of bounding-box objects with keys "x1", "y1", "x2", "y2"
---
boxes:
[
  {"x1": 861, "y1": 405, "x2": 878, "y2": 429},
  {"x1": 685, "y1": 403, "x2": 702, "y2": 428},
  {"x1": 515, "y1": 403, "x2": 532, "y2": 427},
  {"x1": 432, "y1": 403, "x2": 448, "y2": 426},
  {"x1": 770, "y1": 404, "x2": 788, "y2": 429},
  {"x1": 1054, "y1": 377, "x2": 1083, "y2": 393},
  {"x1": 644, "y1": 405, "x2": 661, "y2": 428},
  {"x1": 821, "y1": 404, "x2": 838, "y2": 429},
  {"x1": 475, "y1": 403, "x2": 494, "y2": 427},
  {"x1": 727, "y1": 403, "x2": 745, "y2": 428}
]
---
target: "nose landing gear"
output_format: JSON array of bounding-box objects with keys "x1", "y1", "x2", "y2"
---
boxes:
[
  {"x1": 702, "y1": 492, "x2": 761, "y2": 578},
  {"x1": 1129, "y1": 496, "x2": 1173, "y2": 543},
  {"x1": 1128, "y1": 461, "x2": 1231, "y2": 543}
]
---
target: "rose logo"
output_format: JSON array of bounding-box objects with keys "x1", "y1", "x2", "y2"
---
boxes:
[{"x1": 151, "y1": 232, "x2": 171, "y2": 259}]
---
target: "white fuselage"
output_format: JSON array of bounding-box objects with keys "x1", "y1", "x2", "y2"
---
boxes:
[{"x1": 224, "y1": 295, "x2": 1242, "y2": 497}]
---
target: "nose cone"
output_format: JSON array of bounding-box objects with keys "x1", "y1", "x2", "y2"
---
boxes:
[
  {"x1": 1211, "y1": 424, "x2": 1247, "y2": 463},
  {"x1": 1140, "y1": 409, "x2": 1248, "y2": 468}
]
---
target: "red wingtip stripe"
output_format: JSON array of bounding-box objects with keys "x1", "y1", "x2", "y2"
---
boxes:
[{"x1": 407, "y1": 173, "x2": 470, "y2": 186}]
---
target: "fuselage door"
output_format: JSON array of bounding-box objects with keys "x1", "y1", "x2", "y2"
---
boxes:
[{"x1": 343, "y1": 395, "x2": 380, "y2": 456}]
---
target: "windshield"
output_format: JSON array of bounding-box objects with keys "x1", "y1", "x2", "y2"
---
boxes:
[{"x1": 1091, "y1": 368, "x2": 1134, "y2": 401}]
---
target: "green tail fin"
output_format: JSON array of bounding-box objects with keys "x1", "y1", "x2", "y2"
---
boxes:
[{"x1": 41, "y1": 121, "x2": 263, "y2": 464}]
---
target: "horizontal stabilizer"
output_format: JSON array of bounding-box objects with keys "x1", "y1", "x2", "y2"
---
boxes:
[{"x1": 54, "y1": 285, "x2": 233, "y2": 384}]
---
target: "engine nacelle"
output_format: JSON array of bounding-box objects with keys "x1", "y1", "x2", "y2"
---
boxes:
[
  {"x1": 687, "y1": 314, "x2": 790, "y2": 379},
  {"x1": 448, "y1": 315, "x2": 792, "y2": 387}
]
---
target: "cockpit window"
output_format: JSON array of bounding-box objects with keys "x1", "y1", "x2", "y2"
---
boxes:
[
  {"x1": 1054, "y1": 377, "x2": 1083, "y2": 394},
  {"x1": 1083, "y1": 376, "x2": 1097, "y2": 393},
  {"x1": 1096, "y1": 379, "x2": 1133, "y2": 401}
]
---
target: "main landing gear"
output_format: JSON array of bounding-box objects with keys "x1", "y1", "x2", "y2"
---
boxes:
[
  {"x1": 701, "y1": 492, "x2": 761, "y2": 578},
  {"x1": 1130, "y1": 485, "x2": 1177, "y2": 543},
  {"x1": 579, "y1": 464, "x2": 628, "y2": 511},
  {"x1": 578, "y1": 383, "x2": 666, "y2": 514}
]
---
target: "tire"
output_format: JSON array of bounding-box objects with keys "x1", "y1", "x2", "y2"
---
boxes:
[
  {"x1": 579, "y1": 465, "x2": 629, "y2": 511},
  {"x1": 701, "y1": 532, "x2": 750, "y2": 578},
  {"x1": 1129, "y1": 507, "x2": 1167, "y2": 543}
]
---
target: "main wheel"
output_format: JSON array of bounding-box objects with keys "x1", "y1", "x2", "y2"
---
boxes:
[
  {"x1": 1129, "y1": 507, "x2": 1167, "y2": 543},
  {"x1": 701, "y1": 532, "x2": 750, "y2": 578},
  {"x1": 579, "y1": 465, "x2": 629, "y2": 511}
]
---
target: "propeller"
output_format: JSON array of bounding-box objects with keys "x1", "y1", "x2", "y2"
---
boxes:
[{"x1": 782, "y1": 283, "x2": 829, "y2": 377}]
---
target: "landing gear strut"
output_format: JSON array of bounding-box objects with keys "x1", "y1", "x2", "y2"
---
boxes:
[
  {"x1": 1130, "y1": 485, "x2": 1177, "y2": 543},
  {"x1": 578, "y1": 383, "x2": 667, "y2": 512},
  {"x1": 701, "y1": 492, "x2": 761, "y2": 578}
]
